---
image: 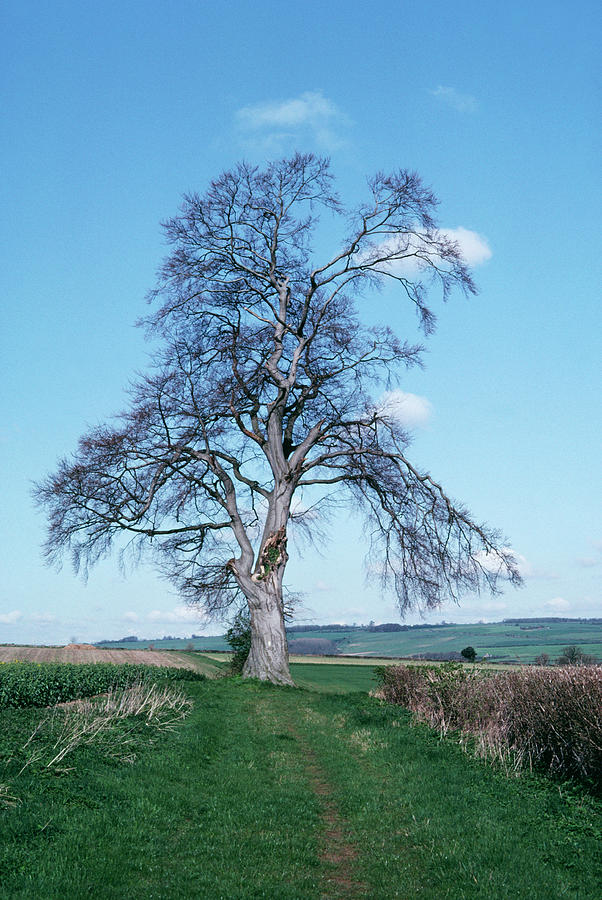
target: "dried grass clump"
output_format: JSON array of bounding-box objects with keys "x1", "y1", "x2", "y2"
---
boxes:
[
  {"x1": 0, "y1": 784, "x2": 21, "y2": 808},
  {"x1": 378, "y1": 664, "x2": 602, "y2": 785},
  {"x1": 21, "y1": 681, "x2": 193, "y2": 771}
]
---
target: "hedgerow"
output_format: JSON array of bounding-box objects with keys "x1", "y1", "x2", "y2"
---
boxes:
[
  {"x1": 0, "y1": 662, "x2": 205, "y2": 709},
  {"x1": 376, "y1": 663, "x2": 602, "y2": 787}
]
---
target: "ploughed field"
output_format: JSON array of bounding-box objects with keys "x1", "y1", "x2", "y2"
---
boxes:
[{"x1": 0, "y1": 645, "x2": 211, "y2": 674}]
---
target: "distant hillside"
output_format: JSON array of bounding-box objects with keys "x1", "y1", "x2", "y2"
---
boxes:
[{"x1": 96, "y1": 618, "x2": 602, "y2": 665}]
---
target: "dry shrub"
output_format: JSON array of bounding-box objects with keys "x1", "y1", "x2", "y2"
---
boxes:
[
  {"x1": 377, "y1": 664, "x2": 602, "y2": 785},
  {"x1": 487, "y1": 667, "x2": 602, "y2": 782}
]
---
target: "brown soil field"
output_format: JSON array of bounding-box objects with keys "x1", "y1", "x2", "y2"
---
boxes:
[{"x1": 0, "y1": 645, "x2": 207, "y2": 672}]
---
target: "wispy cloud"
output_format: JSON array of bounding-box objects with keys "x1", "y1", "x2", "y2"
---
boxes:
[
  {"x1": 236, "y1": 90, "x2": 350, "y2": 152},
  {"x1": 290, "y1": 498, "x2": 322, "y2": 522},
  {"x1": 576, "y1": 539, "x2": 602, "y2": 568},
  {"x1": 314, "y1": 580, "x2": 332, "y2": 592},
  {"x1": 544, "y1": 596, "x2": 571, "y2": 611},
  {"x1": 29, "y1": 612, "x2": 58, "y2": 625},
  {"x1": 0, "y1": 609, "x2": 23, "y2": 625},
  {"x1": 122, "y1": 611, "x2": 140, "y2": 622},
  {"x1": 430, "y1": 85, "x2": 478, "y2": 113},
  {"x1": 147, "y1": 606, "x2": 206, "y2": 625},
  {"x1": 472, "y1": 550, "x2": 556, "y2": 581},
  {"x1": 0, "y1": 609, "x2": 22, "y2": 625},
  {"x1": 377, "y1": 390, "x2": 433, "y2": 429}
]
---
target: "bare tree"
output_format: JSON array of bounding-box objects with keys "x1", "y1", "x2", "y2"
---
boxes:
[
  {"x1": 35, "y1": 154, "x2": 521, "y2": 685},
  {"x1": 557, "y1": 646, "x2": 596, "y2": 666}
]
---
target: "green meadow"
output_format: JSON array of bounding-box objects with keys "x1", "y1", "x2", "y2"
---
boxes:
[{"x1": 1, "y1": 661, "x2": 600, "y2": 898}]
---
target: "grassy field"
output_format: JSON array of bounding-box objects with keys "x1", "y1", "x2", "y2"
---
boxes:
[
  {"x1": 95, "y1": 619, "x2": 602, "y2": 664},
  {"x1": 1, "y1": 675, "x2": 600, "y2": 898},
  {"x1": 298, "y1": 622, "x2": 602, "y2": 663},
  {"x1": 187, "y1": 653, "x2": 379, "y2": 691},
  {"x1": 290, "y1": 662, "x2": 379, "y2": 693}
]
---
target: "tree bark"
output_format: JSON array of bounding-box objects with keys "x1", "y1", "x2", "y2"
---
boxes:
[
  {"x1": 243, "y1": 583, "x2": 293, "y2": 685},
  {"x1": 240, "y1": 522, "x2": 294, "y2": 685}
]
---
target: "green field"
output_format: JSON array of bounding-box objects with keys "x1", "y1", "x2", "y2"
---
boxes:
[
  {"x1": 190, "y1": 653, "x2": 380, "y2": 691},
  {"x1": 98, "y1": 619, "x2": 602, "y2": 664},
  {"x1": 290, "y1": 661, "x2": 379, "y2": 693},
  {"x1": 1, "y1": 672, "x2": 600, "y2": 898},
  {"x1": 296, "y1": 622, "x2": 602, "y2": 663},
  {"x1": 0, "y1": 676, "x2": 600, "y2": 900}
]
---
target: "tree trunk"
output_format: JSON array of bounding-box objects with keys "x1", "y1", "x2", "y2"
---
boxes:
[
  {"x1": 243, "y1": 582, "x2": 293, "y2": 685},
  {"x1": 240, "y1": 523, "x2": 294, "y2": 685},
  {"x1": 239, "y1": 492, "x2": 294, "y2": 685}
]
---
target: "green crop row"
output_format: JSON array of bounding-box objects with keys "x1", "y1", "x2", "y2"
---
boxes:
[{"x1": 0, "y1": 662, "x2": 205, "y2": 709}]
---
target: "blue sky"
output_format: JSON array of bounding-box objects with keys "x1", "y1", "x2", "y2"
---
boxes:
[{"x1": 1, "y1": 0, "x2": 600, "y2": 643}]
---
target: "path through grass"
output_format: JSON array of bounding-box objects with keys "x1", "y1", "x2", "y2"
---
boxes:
[{"x1": 1, "y1": 679, "x2": 600, "y2": 898}]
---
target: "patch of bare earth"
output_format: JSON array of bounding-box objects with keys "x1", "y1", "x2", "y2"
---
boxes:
[
  {"x1": 310, "y1": 760, "x2": 367, "y2": 898},
  {"x1": 0, "y1": 645, "x2": 202, "y2": 672}
]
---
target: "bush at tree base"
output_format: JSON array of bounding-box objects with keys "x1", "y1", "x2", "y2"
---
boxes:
[
  {"x1": 376, "y1": 663, "x2": 602, "y2": 788},
  {"x1": 226, "y1": 610, "x2": 252, "y2": 674}
]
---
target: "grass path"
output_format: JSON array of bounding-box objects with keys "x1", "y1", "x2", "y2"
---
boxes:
[
  {"x1": 1, "y1": 679, "x2": 600, "y2": 898},
  {"x1": 289, "y1": 727, "x2": 365, "y2": 898}
]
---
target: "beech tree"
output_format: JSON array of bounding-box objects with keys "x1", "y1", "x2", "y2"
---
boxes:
[{"x1": 35, "y1": 154, "x2": 521, "y2": 684}]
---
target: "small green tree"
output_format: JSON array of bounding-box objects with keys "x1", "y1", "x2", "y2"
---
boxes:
[
  {"x1": 226, "y1": 610, "x2": 252, "y2": 674},
  {"x1": 461, "y1": 646, "x2": 477, "y2": 663}
]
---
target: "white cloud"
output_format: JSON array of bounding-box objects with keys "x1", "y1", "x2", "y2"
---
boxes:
[
  {"x1": 238, "y1": 91, "x2": 336, "y2": 129},
  {"x1": 473, "y1": 549, "x2": 512, "y2": 576},
  {"x1": 122, "y1": 611, "x2": 140, "y2": 622},
  {"x1": 0, "y1": 609, "x2": 22, "y2": 625},
  {"x1": 315, "y1": 580, "x2": 331, "y2": 592},
  {"x1": 577, "y1": 539, "x2": 602, "y2": 567},
  {"x1": 507, "y1": 552, "x2": 534, "y2": 578},
  {"x1": 147, "y1": 607, "x2": 206, "y2": 625},
  {"x1": 29, "y1": 612, "x2": 58, "y2": 625},
  {"x1": 472, "y1": 549, "x2": 557, "y2": 581},
  {"x1": 544, "y1": 596, "x2": 571, "y2": 611},
  {"x1": 377, "y1": 390, "x2": 433, "y2": 428},
  {"x1": 366, "y1": 227, "x2": 491, "y2": 278},
  {"x1": 236, "y1": 90, "x2": 349, "y2": 150},
  {"x1": 431, "y1": 85, "x2": 477, "y2": 113},
  {"x1": 441, "y1": 227, "x2": 492, "y2": 266}
]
